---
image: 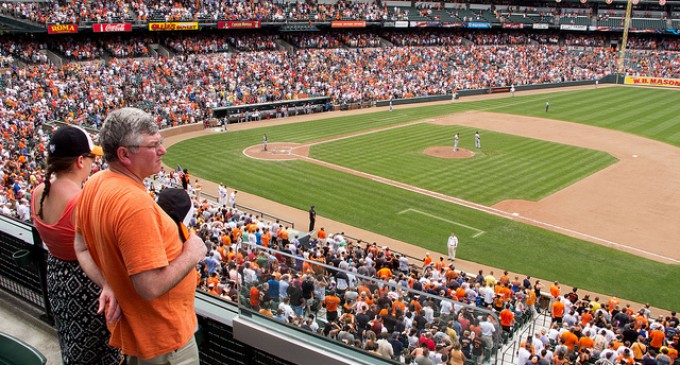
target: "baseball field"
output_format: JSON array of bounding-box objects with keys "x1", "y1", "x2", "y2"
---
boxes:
[{"x1": 164, "y1": 86, "x2": 680, "y2": 310}]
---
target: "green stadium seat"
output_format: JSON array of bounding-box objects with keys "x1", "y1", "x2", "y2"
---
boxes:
[{"x1": 0, "y1": 332, "x2": 47, "y2": 365}]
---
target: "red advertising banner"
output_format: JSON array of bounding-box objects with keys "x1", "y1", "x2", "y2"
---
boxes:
[
  {"x1": 148, "y1": 22, "x2": 199, "y2": 31},
  {"x1": 93, "y1": 23, "x2": 132, "y2": 32},
  {"x1": 217, "y1": 21, "x2": 261, "y2": 29},
  {"x1": 47, "y1": 24, "x2": 78, "y2": 34},
  {"x1": 502, "y1": 23, "x2": 524, "y2": 29},
  {"x1": 331, "y1": 20, "x2": 367, "y2": 28}
]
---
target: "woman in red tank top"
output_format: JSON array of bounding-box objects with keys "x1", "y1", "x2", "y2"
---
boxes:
[{"x1": 31, "y1": 126, "x2": 120, "y2": 365}]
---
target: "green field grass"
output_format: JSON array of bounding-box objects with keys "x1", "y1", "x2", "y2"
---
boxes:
[
  {"x1": 309, "y1": 124, "x2": 617, "y2": 205},
  {"x1": 165, "y1": 86, "x2": 680, "y2": 310}
]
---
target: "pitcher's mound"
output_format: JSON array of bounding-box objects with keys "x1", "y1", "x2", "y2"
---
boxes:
[
  {"x1": 423, "y1": 146, "x2": 475, "y2": 159},
  {"x1": 243, "y1": 142, "x2": 309, "y2": 161}
]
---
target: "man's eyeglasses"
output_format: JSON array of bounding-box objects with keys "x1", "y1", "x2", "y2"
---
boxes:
[
  {"x1": 126, "y1": 138, "x2": 164, "y2": 151},
  {"x1": 82, "y1": 153, "x2": 98, "y2": 159}
]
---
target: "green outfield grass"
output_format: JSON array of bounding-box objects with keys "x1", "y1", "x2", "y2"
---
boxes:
[{"x1": 165, "y1": 86, "x2": 680, "y2": 310}]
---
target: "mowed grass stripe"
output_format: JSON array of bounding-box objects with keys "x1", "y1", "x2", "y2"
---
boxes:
[
  {"x1": 311, "y1": 124, "x2": 614, "y2": 204},
  {"x1": 498, "y1": 88, "x2": 680, "y2": 146},
  {"x1": 166, "y1": 86, "x2": 680, "y2": 309}
]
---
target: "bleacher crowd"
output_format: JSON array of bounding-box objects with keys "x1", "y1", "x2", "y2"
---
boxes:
[
  {"x1": 4, "y1": 31, "x2": 679, "y2": 132},
  {"x1": 3, "y1": 0, "x2": 680, "y2": 26}
]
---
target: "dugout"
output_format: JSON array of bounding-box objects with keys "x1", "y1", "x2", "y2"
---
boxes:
[{"x1": 212, "y1": 96, "x2": 332, "y2": 124}]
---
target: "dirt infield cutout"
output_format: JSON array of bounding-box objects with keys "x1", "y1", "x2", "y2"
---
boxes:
[
  {"x1": 243, "y1": 142, "x2": 309, "y2": 160},
  {"x1": 423, "y1": 146, "x2": 475, "y2": 159}
]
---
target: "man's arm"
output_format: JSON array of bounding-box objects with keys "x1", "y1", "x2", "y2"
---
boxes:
[
  {"x1": 74, "y1": 232, "x2": 121, "y2": 322},
  {"x1": 74, "y1": 232, "x2": 106, "y2": 287},
  {"x1": 130, "y1": 234, "x2": 207, "y2": 301}
]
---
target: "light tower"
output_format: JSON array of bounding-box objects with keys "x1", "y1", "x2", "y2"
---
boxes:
[{"x1": 616, "y1": 0, "x2": 635, "y2": 75}]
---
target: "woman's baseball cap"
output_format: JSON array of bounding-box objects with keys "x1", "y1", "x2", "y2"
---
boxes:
[{"x1": 48, "y1": 126, "x2": 103, "y2": 157}]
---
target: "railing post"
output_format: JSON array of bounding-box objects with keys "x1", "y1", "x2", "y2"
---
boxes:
[{"x1": 30, "y1": 227, "x2": 53, "y2": 325}]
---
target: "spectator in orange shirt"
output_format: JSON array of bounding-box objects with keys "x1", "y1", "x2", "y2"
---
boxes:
[
  {"x1": 317, "y1": 227, "x2": 327, "y2": 243},
  {"x1": 560, "y1": 328, "x2": 579, "y2": 353},
  {"x1": 551, "y1": 297, "x2": 566, "y2": 326},
  {"x1": 323, "y1": 290, "x2": 341, "y2": 323},
  {"x1": 376, "y1": 265, "x2": 392, "y2": 279},
  {"x1": 422, "y1": 252, "x2": 432, "y2": 268},
  {"x1": 550, "y1": 281, "x2": 561, "y2": 299},
  {"x1": 578, "y1": 331, "x2": 595, "y2": 350},
  {"x1": 580, "y1": 308, "x2": 593, "y2": 326},
  {"x1": 499, "y1": 304, "x2": 515, "y2": 333},
  {"x1": 634, "y1": 310, "x2": 649, "y2": 330},
  {"x1": 649, "y1": 327, "x2": 666, "y2": 352}
]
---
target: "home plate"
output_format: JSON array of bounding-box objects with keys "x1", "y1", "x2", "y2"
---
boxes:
[{"x1": 632, "y1": 155, "x2": 638, "y2": 158}]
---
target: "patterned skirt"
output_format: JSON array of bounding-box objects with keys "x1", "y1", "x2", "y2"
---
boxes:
[{"x1": 47, "y1": 254, "x2": 120, "y2": 365}]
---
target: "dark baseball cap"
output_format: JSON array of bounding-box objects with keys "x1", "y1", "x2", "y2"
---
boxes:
[
  {"x1": 48, "y1": 126, "x2": 103, "y2": 157},
  {"x1": 156, "y1": 188, "x2": 192, "y2": 242}
]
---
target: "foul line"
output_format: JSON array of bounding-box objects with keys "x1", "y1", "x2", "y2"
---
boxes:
[{"x1": 398, "y1": 208, "x2": 485, "y2": 238}]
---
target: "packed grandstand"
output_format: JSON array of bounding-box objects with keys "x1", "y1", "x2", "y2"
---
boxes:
[{"x1": 1, "y1": 0, "x2": 679, "y2": 363}]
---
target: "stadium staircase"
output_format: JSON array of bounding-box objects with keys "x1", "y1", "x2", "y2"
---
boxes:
[{"x1": 494, "y1": 307, "x2": 553, "y2": 365}]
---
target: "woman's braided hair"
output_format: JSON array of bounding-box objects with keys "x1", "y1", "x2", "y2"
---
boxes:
[{"x1": 37, "y1": 155, "x2": 78, "y2": 219}]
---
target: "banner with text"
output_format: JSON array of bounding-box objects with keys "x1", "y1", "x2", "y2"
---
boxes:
[
  {"x1": 331, "y1": 20, "x2": 366, "y2": 28},
  {"x1": 93, "y1": 23, "x2": 132, "y2": 32},
  {"x1": 442, "y1": 22, "x2": 464, "y2": 28},
  {"x1": 502, "y1": 23, "x2": 524, "y2": 29},
  {"x1": 217, "y1": 21, "x2": 261, "y2": 29},
  {"x1": 47, "y1": 24, "x2": 78, "y2": 34},
  {"x1": 625, "y1": 76, "x2": 680, "y2": 88},
  {"x1": 467, "y1": 22, "x2": 491, "y2": 29},
  {"x1": 148, "y1": 22, "x2": 199, "y2": 31},
  {"x1": 560, "y1": 24, "x2": 587, "y2": 31},
  {"x1": 410, "y1": 21, "x2": 441, "y2": 27}
]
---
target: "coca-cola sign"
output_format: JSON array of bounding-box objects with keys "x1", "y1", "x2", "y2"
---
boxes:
[{"x1": 93, "y1": 23, "x2": 132, "y2": 32}]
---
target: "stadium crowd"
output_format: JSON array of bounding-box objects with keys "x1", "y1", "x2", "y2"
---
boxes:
[
  {"x1": 2, "y1": 30, "x2": 662, "y2": 131},
  {"x1": 2, "y1": 0, "x2": 680, "y2": 25}
]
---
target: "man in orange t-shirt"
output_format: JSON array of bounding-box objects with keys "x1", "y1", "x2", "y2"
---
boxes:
[
  {"x1": 550, "y1": 281, "x2": 561, "y2": 299},
  {"x1": 423, "y1": 253, "x2": 432, "y2": 267},
  {"x1": 323, "y1": 290, "x2": 341, "y2": 323},
  {"x1": 551, "y1": 297, "x2": 566, "y2": 326},
  {"x1": 75, "y1": 108, "x2": 206, "y2": 362},
  {"x1": 500, "y1": 304, "x2": 515, "y2": 333},
  {"x1": 560, "y1": 328, "x2": 579, "y2": 353},
  {"x1": 649, "y1": 328, "x2": 666, "y2": 352}
]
